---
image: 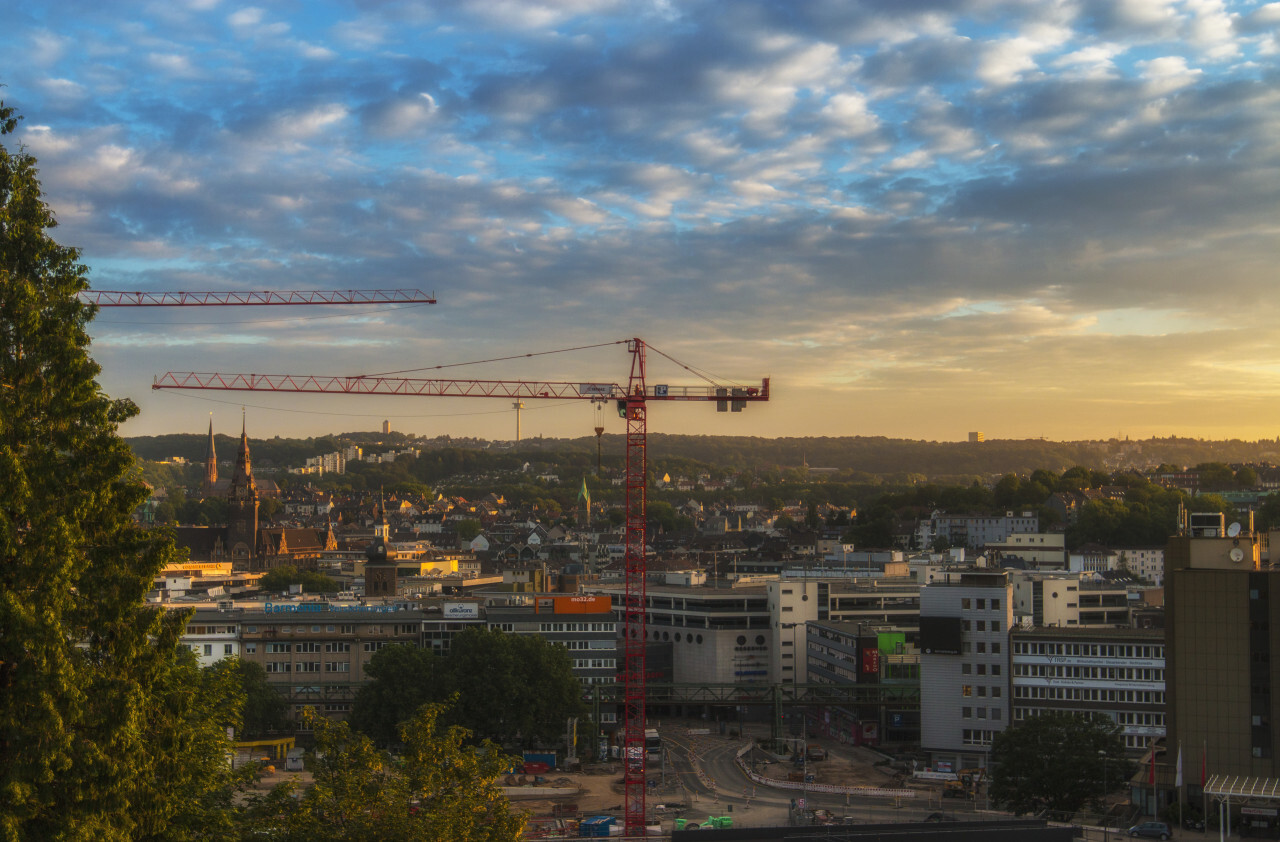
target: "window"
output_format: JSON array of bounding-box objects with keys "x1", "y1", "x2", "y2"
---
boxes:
[
  {"x1": 976, "y1": 599, "x2": 986, "y2": 609},
  {"x1": 977, "y1": 664, "x2": 987, "y2": 675},
  {"x1": 265, "y1": 662, "x2": 291, "y2": 673},
  {"x1": 203, "y1": 644, "x2": 213, "y2": 656},
  {"x1": 991, "y1": 621, "x2": 1001, "y2": 632},
  {"x1": 962, "y1": 685, "x2": 973, "y2": 697},
  {"x1": 977, "y1": 686, "x2": 987, "y2": 697},
  {"x1": 267, "y1": 643, "x2": 290, "y2": 654},
  {"x1": 224, "y1": 643, "x2": 234, "y2": 655},
  {"x1": 325, "y1": 662, "x2": 350, "y2": 673},
  {"x1": 962, "y1": 663, "x2": 971, "y2": 675},
  {"x1": 991, "y1": 686, "x2": 1001, "y2": 698},
  {"x1": 976, "y1": 620, "x2": 986, "y2": 632},
  {"x1": 991, "y1": 599, "x2": 1000, "y2": 610},
  {"x1": 991, "y1": 642, "x2": 1001, "y2": 654},
  {"x1": 991, "y1": 665, "x2": 1001, "y2": 676},
  {"x1": 962, "y1": 707, "x2": 972, "y2": 718},
  {"x1": 977, "y1": 642, "x2": 986, "y2": 654},
  {"x1": 325, "y1": 642, "x2": 352, "y2": 653},
  {"x1": 962, "y1": 598, "x2": 971, "y2": 609},
  {"x1": 244, "y1": 643, "x2": 257, "y2": 654},
  {"x1": 296, "y1": 662, "x2": 321, "y2": 673}
]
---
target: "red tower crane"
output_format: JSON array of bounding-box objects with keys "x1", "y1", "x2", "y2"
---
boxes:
[
  {"x1": 153, "y1": 338, "x2": 769, "y2": 836},
  {"x1": 81, "y1": 288, "x2": 436, "y2": 306}
]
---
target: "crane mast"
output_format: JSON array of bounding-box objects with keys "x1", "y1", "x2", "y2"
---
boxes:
[
  {"x1": 622, "y1": 339, "x2": 648, "y2": 826},
  {"x1": 153, "y1": 338, "x2": 769, "y2": 837}
]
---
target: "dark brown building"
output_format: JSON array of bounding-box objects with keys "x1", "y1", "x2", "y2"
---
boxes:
[{"x1": 1166, "y1": 512, "x2": 1278, "y2": 780}]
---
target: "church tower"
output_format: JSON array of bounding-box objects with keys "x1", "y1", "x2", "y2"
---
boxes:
[
  {"x1": 226, "y1": 412, "x2": 259, "y2": 567},
  {"x1": 202, "y1": 415, "x2": 218, "y2": 495},
  {"x1": 364, "y1": 494, "x2": 396, "y2": 597}
]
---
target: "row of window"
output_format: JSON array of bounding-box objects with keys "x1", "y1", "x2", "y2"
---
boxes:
[
  {"x1": 265, "y1": 661, "x2": 352, "y2": 673},
  {"x1": 1013, "y1": 686, "x2": 1165, "y2": 704},
  {"x1": 1012, "y1": 708, "x2": 1166, "y2": 729},
  {"x1": 538, "y1": 622, "x2": 614, "y2": 632},
  {"x1": 961, "y1": 619, "x2": 1002, "y2": 632},
  {"x1": 960, "y1": 598, "x2": 1001, "y2": 611},
  {"x1": 961, "y1": 641, "x2": 1002, "y2": 654},
  {"x1": 960, "y1": 663, "x2": 1002, "y2": 676},
  {"x1": 191, "y1": 644, "x2": 235, "y2": 657},
  {"x1": 1012, "y1": 642, "x2": 1164, "y2": 658},
  {"x1": 186, "y1": 625, "x2": 237, "y2": 635},
  {"x1": 572, "y1": 659, "x2": 616, "y2": 670},
  {"x1": 962, "y1": 729, "x2": 996, "y2": 746},
  {"x1": 247, "y1": 624, "x2": 357, "y2": 634},
  {"x1": 1013, "y1": 664, "x2": 1164, "y2": 681},
  {"x1": 961, "y1": 707, "x2": 1003, "y2": 721},
  {"x1": 960, "y1": 684, "x2": 1002, "y2": 698}
]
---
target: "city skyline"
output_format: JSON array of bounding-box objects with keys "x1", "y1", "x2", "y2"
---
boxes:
[{"x1": 3, "y1": 0, "x2": 1279, "y2": 443}]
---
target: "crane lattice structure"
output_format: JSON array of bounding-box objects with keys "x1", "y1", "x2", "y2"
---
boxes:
[
  {"x1": 82, "y1": 288, "x2": 436, "y2": 306},
  {"x1": 153, "y1": 338, "x2": 769, "y2": 836}
]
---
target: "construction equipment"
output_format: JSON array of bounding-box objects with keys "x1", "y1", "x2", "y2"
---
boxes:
[
  {"x1": 942, "y1": 767, "x2": 985, "y2": 800},
  {"x1": 152, "y1": 337, "x2": 769, "y2": 836},
  {"x1": 81, "y1": 288, "x2": 436, "y2": 306}
]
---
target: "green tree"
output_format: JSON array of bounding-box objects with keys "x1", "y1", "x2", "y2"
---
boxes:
[
  {"x1": 351, "y1": 644, "x2": 444, "y2": 747},
  {"x1": 456, "y1": 518, "x2": 483, "y2": 542},
  {"x1": 0, "y1": 99, "x2": 239, "y2": 838},
  {"x1": 211, "y1": 658, "x2": 287, "y2": 739},
  {"x1": 441, "y1": 628, "x2": 587, "y2": 746},
  {"x1": 247, "y1": 705, "x2": 524, "y2": 841},
  {"x1": 989, "y1": 712, "x2": 1133, "y2": 817},
  {"x1": 1195, "y1": 462, "x2": 1236, "y2": 491},
  {"x1": 259, "y1": 564, "x2": 340, "y2": 594}
]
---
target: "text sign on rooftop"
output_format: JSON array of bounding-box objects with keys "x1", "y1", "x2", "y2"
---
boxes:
[{"x1": 263, "y1": 601, "x2": 401, "y2": 614}]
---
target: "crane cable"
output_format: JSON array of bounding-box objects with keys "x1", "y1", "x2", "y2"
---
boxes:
[{"x1": 350, "y1": 340, "x2": 628, "y2": 379}]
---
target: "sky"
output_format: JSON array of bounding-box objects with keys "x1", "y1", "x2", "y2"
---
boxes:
[{"x1": 3, "y1": 0, "x2": 1280, "y2": 445}]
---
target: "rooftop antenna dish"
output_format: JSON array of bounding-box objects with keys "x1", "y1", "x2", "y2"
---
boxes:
[{"x1": 1227, "y1": 522, "x2": 1242, "y2": 538}]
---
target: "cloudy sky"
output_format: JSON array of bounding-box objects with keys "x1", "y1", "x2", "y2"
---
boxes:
[{"x1": 4, "y1": 0, "x2": 1279, "y2": 444}]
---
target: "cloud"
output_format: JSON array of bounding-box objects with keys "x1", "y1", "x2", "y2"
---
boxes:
[{"x1": 4, "y1": 0, "x2": 1279, "y2": 441}]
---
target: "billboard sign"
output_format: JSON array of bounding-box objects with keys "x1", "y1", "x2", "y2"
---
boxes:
[
  {"x1": 549, "y1": 595, "x2": 612, "y2": 614},
  {"x1": 920, "y1": 616, "x2": 963, "y2": 655},
  {"x1": 443, "y1": 601, "x2": 480, "y2": 619}
]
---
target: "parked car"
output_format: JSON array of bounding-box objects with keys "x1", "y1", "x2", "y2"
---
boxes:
[{"x1": 1127, "y1": 821, "x2": 1171, "y2": 839}]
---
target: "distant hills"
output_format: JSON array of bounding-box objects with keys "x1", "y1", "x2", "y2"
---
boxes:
[{"x1": 125, "y1": 432, "x2": 1280, "y2": 482}]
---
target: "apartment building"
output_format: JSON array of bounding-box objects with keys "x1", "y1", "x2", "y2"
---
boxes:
[
  {"x1": 766, "y1": 577, "x2": 921, "y2": 684},
  {"x1": 183, "y1": 608, "x2": 242, "y2": 666},
  {"x1": 1011, "y1": 626, "x2": 1165, "y2": 753},
  {"x1": 238, "y1": 602, "x2": 425, "y2": 720},
  {"x1": 807, "y1": 619, "x2": 920, "y2": 746},
  {"x1": 919, "y1": 571, "x2": 1014, "y2": 771}
]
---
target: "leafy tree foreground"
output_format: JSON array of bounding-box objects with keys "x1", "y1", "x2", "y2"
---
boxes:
[
  {"x1": 244, "y1": 705, "x2": 526, "y2": 842},
  {"x1": 0, "y1": 99, "x2": 527, "y2": 841}
]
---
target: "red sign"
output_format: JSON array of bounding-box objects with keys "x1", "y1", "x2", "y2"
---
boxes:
[{"x1": 861, "y1": 648, "x2": 881, "y2": 674}]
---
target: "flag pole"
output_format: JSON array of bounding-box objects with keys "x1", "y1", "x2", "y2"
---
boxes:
[{"x1": 1176, "y1": 742, "x2": 1183, "y2": 832}]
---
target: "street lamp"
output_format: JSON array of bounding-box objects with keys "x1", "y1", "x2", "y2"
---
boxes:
[{"x1": 1099, "y1": 751, "x2": 1111, "y2": 842}]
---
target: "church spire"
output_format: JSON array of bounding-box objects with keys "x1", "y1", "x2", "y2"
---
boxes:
[
  {"x1": 231, "y1": 408, "x2": 254, "y2": 492},
  {"x1": 203, "y1": 413, "x2": 218, "y2": 493}
]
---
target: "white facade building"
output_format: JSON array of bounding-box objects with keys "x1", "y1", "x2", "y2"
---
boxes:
[{"x1": 919, "y1": 571, "x2": 1014, "y2": 771}]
